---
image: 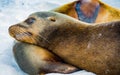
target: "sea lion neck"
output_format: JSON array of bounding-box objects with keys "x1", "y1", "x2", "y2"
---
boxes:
[
  {"x1": 42, "y1": 24, "x2": 90, "y2": 51},
  {"x1": 38, "y1": 20, "x2": 120, "y2": 52}
]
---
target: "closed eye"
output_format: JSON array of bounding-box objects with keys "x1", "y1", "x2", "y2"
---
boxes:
[{"x1": 25, "y1": 17, "x2": 36, "y2": 25}]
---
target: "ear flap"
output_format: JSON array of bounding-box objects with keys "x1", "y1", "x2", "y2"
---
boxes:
[{"x1": 75, "y1": 0, "x2": 100, "y2": 23}]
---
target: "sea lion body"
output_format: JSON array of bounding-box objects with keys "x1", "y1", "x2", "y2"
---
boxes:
[
  {"x1": 53, "y1": 0, "x2": 120, "y2": 23},
  {"x1": 9, "y1": 0, "x2": 120, "y2": 75},
  {"x1": 13, "y1": 42, "x2": 78, "y2": 75},
  {"x1": 9, "y1": 11, "x2": 120, "y2": 75}
]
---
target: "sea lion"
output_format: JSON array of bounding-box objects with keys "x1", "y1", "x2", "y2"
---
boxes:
[
  {"x1": 9, "y1": 11, "x2": 120, "y2": 75},
  {"x1": 53, "y1": 0, "x2": 120, "y2": 23},
  {"x1": 13, "y1": 42, "x2": 78, "y2": 75}
]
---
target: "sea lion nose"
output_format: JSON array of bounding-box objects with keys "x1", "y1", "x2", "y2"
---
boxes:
[
  {"x1": 9, "y1": 25, "x2": 17, "y2": 37},
  {"x1": 9, "y1": 25, "x2": 15, "y2": 33},
  {"x1": 9, "y1": 24, "x2": 25, "y2": 34},
  {"x1": 9, "y1": 25, "x2": 14, "y2": 31},
  {"x1": 9, "y1": 24, "x2": 22, "y2": 37}
]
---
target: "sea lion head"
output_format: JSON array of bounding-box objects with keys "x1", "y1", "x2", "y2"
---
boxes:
[{"x1": 9, "y1": 11, "x2": 85, "y2": 46}]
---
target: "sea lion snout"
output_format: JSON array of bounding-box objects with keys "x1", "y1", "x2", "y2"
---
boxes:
[
  {"x1": 9, "y1": 24, "x2": 22, "y2": 38},
  {"x1": 9, "y1": 23, "x2": 37, "y2": 44}
]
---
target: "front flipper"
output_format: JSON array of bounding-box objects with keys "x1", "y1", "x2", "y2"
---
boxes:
[
  {"x1": 75, "y1": 0, "x2": 100, "y2": 23},
  {"x1": 41, "y1": 62, "x2": 79, "y2": 74}
]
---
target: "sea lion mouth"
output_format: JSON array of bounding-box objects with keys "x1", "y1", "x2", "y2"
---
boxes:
[
  {"x1": 9, "y1": 25, "x2": 37, "y2": 44},
  {"x1": 14, "y1": 32, "x2": 33, "y2": 40},
  {"x1": 9, "y1": 25, "x2": 30, "y2": 38}
]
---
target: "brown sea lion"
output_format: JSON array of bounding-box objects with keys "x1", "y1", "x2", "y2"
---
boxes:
[
  {"x1": 13, "y1": 42, "x2": 78, "y2": 75},
  {"x1": 53, "y1": 0, "x2": 120, "y2": 23},
  {"x1": 9, "y1": 11, "x2": 120, "y2": 75}
]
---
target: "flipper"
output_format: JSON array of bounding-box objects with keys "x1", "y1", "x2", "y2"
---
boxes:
[
  {"x1": 53, "y1": 0, "x2": 100, "y2": 23},
  {"x1": 75, "y1": 0, "x2": 100, "y2": 23},
  {"x1": 41, "y1": 61, "x2": 79, "y2": 74}
]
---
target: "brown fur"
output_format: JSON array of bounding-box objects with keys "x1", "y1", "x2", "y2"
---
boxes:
[{"x1": 9, "y1": 11, "x2": 120, "y2": 75}]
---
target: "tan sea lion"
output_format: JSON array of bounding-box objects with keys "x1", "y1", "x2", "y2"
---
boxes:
[
  {"x1": 9, "y1": 11, "x2": 120, "y2": 75},
  {"x1": 53, "y1": 0, "x2": 120, "y2": 23},
  {"x1": 13, "y1": 42, "x2": 78, "y2": 75}
]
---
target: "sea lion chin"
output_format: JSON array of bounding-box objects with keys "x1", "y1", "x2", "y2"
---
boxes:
[{"x1": 9, "y1": 11, "x2": 120, "y2": 75}]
